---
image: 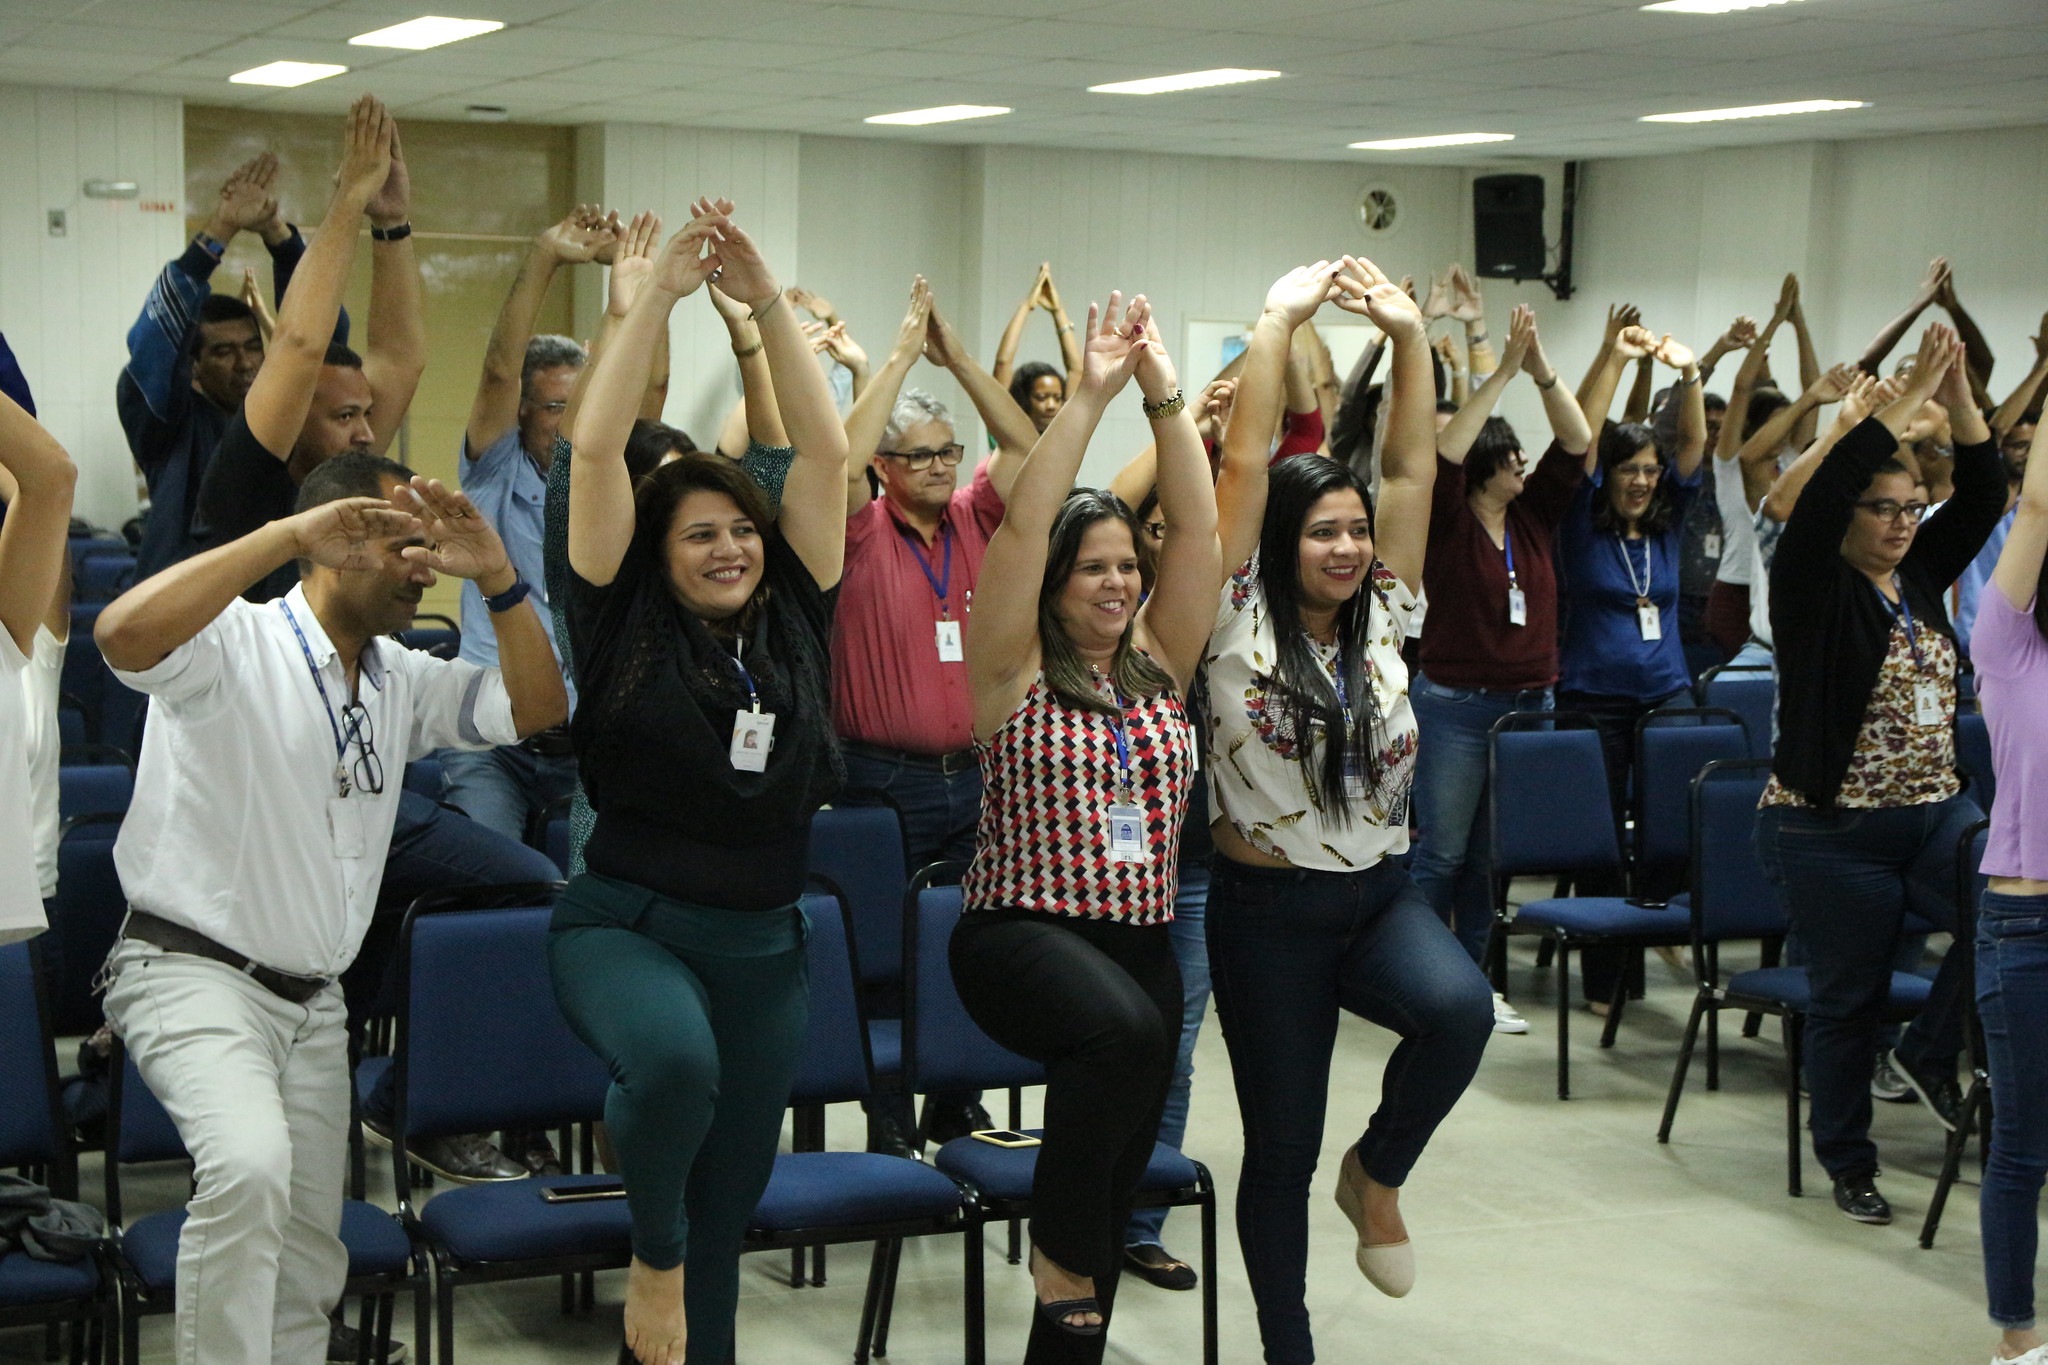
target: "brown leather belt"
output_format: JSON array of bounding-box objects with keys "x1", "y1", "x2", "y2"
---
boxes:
[
  {"x1": 122, "y1": 910, "x2": 334, "y2": 1005},
  {"x1": 841, "y1": 739, "x2": 980, "y2": 777}
]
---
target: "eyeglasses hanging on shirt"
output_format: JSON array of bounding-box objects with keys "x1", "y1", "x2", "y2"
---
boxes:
[{"x1": 283, "y1": 600, "x2": 385, "y2": 861}]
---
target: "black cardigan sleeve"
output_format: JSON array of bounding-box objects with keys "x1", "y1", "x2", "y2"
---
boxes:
[
  {"x1": 1906, "y1": 435, "x2": 2007, "y2": 592},
  {"x1": 1770, "y1": 415, "x2": 1898, "y2": 609}
]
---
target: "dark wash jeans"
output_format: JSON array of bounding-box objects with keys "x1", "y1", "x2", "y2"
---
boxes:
[
  {"x1": 839, "y1": 748, "x2": 982, "y2": 871},
  {"x1": 1978, "y1": 888, "x2": 2048, "y2": 1331},
  {"x1": 1206, "y1": 854, "x2": 1493, "y2": 1364},
  {"x1": 1756, "y1": 793, "x2": 1980, "y2": 1182}
]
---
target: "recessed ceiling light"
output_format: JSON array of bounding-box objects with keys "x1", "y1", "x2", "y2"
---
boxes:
[
  {"x1": 1641, "y1": 98, "x2": 1868, "y2": 123},
  {"x1": 864, "y1": 105, "x2": 1011, "y2": 126},
  {"x1": 349, "y1": 17, "x2": 505, "y2": 49},
  {"x1": 1088, "y1": 68, "x2": 1282, "y2": 95},
  {"x1": 1641, "y1": 0, "x2": 1802, "y2": 11},
  {"x1": 229, "y1": 61, "x2": 348, "y2": 87},
  {"x1": 1349, "y1": 132, "x2": 1515, "y2": 150}
]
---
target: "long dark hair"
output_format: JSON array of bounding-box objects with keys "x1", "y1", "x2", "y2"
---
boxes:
[
  {"x1": 1037, "y1": 488, "x2": 1172, "y2": 717},
  {"x1": 1257, "y1": 456, "x2": 1387, "y2": 820},
  {"x1": 1590, "y1": 421, "x2": 1679, "y2": 537},
  {"x1": 1008, "y1": 361, "x2": 1063, "y2": 414},
  {"x1": 632, "y1": 452, "x2": 777, "y2": 638}
]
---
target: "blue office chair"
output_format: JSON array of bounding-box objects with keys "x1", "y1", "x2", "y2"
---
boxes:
[
  {"x1": 57, "y1": 765, "x2": 132, "y2": 824},
  {"x1": 41, "y1": 814, "x2": 126, "y2": 1040},
  {"x1": 1632, "y1": 707, "x2": 1749, "y2": 904},
  {"x1": 1698, "y1": 662, "x2": 1775, "y2": 759},
  {"x1": 1921, "y1": 819, "x2": 1993, "y2": 1249},
  {"x1": 73, "y1": 552, "x2": 136, "y2": 604},
  {"x1": 394, "y1": 614, "x2": 460, "y2": 661}
]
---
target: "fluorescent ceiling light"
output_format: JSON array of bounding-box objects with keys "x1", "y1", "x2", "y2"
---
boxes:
[
  {"x1": 1349, "y1": 132, "x2": 1515, "y2": 150},
  {"x1": 349, "y1": 16, "x2": 505, "y2": 49},
  {"x1": 229, "y1": 61, "x2": 348, "y2": 87},
  {"x1": 1642, "y1": 0, "x2": 1803, "y2": 12},
  {"x1": 864, "y1": 104, "x2": 1011, "y2": 125},
  {"x1": 1088, "y1": 68, "x2": 1282, "y2": 95},
  {"x1": 1641, "y1": 98, "x2": 1868, "y2": 123}
]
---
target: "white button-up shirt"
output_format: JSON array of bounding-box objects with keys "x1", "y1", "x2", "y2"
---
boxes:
[{"x1": 112, "y1": 584, "x2": 520, "y2": 976}]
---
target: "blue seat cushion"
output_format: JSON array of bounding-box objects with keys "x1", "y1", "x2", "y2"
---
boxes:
[
  {"x1": 933, "y1": 1130, "x2": 1199, "y2": 1203},
  {"x1": 356, "y1": 1055, "x2": 392, "y2": 1112},
  {"x1": 124, "y1": 1201, "x2": 413, "y2": 1291},
  {"x1": 751, "y1": 1153, "x2": 966, "y2": 1232},
  {"x1": 418, "y1": 1175, "x2": 631, "y2": 1265},
  {"x1": 866, "y1": 1019, "x2": 902, "y2": 1079},
  {"x1": 0, "y1": 1250, "x2": 98, "y2": 1308},
  {"x1": 1512, "y1": 896, "x2": 1692, "y2": 942},
  {"x1": 1726, "y1": 967, "x2": 1932, "y2": 1022}
]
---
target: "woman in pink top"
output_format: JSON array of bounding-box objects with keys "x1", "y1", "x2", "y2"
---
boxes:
[{"x1": 1969, "y1": 414, "x2": 2048, "y2": 1365}]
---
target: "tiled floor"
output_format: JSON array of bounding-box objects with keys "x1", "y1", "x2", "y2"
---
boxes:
[{"x1": 14, "y1": 941, "x2": 2017, "y2": 1365}]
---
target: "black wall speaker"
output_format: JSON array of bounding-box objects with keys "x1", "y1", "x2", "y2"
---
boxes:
[{"x1": 1473, "y1": 173, "x2": 1546, "y2": 280}]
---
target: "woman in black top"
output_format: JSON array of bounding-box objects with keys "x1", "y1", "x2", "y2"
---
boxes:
[
  {"x1": 1758, "y1": 324, "x2": 2005, "y2": 1227},
  {"x1": 547, "y1": 200, "x2": 849, "y2": 1365}
]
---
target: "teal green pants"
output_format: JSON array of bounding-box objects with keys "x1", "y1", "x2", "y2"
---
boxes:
[{"x1": 547, "y1": 872, "x2": 808, "y2": 1365}]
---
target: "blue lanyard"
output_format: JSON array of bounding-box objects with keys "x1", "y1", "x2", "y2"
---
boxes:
[
  {"x1": 1884, "y1": 575, "x2": 1930, "y2": 673},
  {"x1": 731, "y1": 641, "x2": 761, "y2": 713},
  {"x1": 899, "y1": 523, "x2": 954, "y2": 618},
  {"x1": 1502, "y1": 522, "x2": 1518, "y2": 586},
  {"x1": 281, "y1": 600, "x2": 349, "y2": 769},
  {"x1": 1104, "y1": 682, "x2": 1134, "y2": 798}
]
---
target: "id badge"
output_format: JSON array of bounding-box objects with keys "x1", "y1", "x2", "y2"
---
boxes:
[
  {"x1": 1704, "y1": 532, "x2": 1722, "y2": 559},
  {"x1": 935, "y1": 619, "x2": 964, "y2": 662},
  {"x1": 1912, "y1": 682, "x2": 1944, "y2": 727},
  {"x1": 1507, "y1": 587, "x2": 1528, "y2": 627},
  {"x1": 1106, "y1": 803, "x2": 1147, "y2": 864},
  {"x1": 1637, "y1": 604, "x2": 1663, "y2": 641},
  {"x1": 327, "y1": 794, "x2": 366, "y2": 859},
  {"x1": 730, "y1": 710, "x2": 775, "y2": 772}
]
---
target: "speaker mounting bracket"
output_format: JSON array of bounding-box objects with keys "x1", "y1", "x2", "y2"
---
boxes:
[{"x1": 1539, "y1": 160, "x2": 1580, "y2": 302}]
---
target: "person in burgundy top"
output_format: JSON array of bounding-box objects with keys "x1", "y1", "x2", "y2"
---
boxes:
[
  {"x1": 1407, "y1": 305, "x2": 1592, "y2": 1003},
  {"x1": 953, "y1": 290, "x2": 1217, "y2": 1362}
]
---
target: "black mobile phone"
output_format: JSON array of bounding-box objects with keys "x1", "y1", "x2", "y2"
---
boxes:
[
  {"x1": 540, "y1": 1181, "x2": 627, "y2": 1203},
  {"x1": 969, "y1": 1129, "x2": 1041, "y2": 1148}
]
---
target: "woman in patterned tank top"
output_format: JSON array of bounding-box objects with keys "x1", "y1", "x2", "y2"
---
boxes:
[
  {"x1": 953, "y1": 290, "x2": 1219, "y2": 1361},
  {"x1": 1204, "y1": 258, "x2": 1494, "y2": 1365}
]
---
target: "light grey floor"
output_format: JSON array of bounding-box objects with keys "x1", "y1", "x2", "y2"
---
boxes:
[{"x1": 17, "y1": 937, "x2": 2024, "y2": 1365}]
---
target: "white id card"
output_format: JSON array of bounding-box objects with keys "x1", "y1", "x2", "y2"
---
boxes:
[
  {"x1": 328, "y1": 793, "x2": 366, "y2": 859},
  {"x1": 935, "y1": 619, "x2": 964, "y2": 662},
  {"x1": 1704, "y1": 532, "x2": 1722, "y2": 559},
  {"x1": 730, "y1": 710, "x2": 776, "y2": 771},
  {"x1": 1637, "y1": 604, "x2": 1663, "y2": 641},
  {"x1": 1106, "y1": 804, "x2": 1147, "y2": 863},
  {"x1": 1507, "y1": 587, "x2": 1528, "y2": 627},
  {"x1": 1912, "y1": 682, "x2": 1944, "y2": 727}
]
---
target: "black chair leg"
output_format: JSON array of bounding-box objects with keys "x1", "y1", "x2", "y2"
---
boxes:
[
  {"x1": 1555, "y1": 937, "x2": 1573, "y2": 1100},
  {"x1": 964, "y1": 1222, "x2": 987, "y2": 1365},
  {"x1": 356, "y1": 1296, "x2": 375, "y2": 1365},
  {"x1": 1706, "y1": 997, "x2": 1723, "y2": 1090},
  {"x1": 788, "y1": 1247, "x2": 805, "y2": 1289},
  {"x1": 1200, "y1": 1192, "x2": 1219, "y2": 1365},
  {"x1": 854, "y1": 1241, "x2": 889, "y2": 1365},
  {"x1": 1659, "y1": 993, "x2": 1708, "y2": 1142},
  {"x1": 1598, "y1": 964, "x2": 1628, "y2": 1048},
  {"x1": 436, "y1": 1272, "x2": 457, "y2": 1365},
  {"x1": 1921, "y1": 1077, "x2": 1990, "y2": 1249},
  {"x1": 1784, "y1": 1012, "x2": 1804, "y2": 1198},
  {"x1": 812, "y1": 1243, "x2": 826, "y2": 1287},
  {"x1": 1006, "y1": 1216, "x2": 1021, "y2": 1265},
  {"x1": 1535, "y1": 937, "x2": 1555, "y2": 970},
  {"x1": 872, "y1": 1238, "x2": 904, "y2": 1357}
]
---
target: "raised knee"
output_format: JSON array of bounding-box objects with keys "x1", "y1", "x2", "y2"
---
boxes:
[
  {"x1": 618, "y1": 1038, "x2": 717, "y2": 1103},
  {"x1": 193, "y1": 1132, "x2": 293, "y2": 1222}
]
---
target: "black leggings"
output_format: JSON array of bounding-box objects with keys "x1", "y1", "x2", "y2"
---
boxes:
[{"x1": 949, "y1": 908, "x2": 1179, "y2": 1364}]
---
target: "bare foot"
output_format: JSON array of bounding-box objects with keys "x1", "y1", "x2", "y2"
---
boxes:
[
  {"x1": 1337, "y1": 1145, "x2": 1408, "y2": 1247},
  {"x1": 624, "y1": 1257, "x2": 686, "y2": 1365},
  {"x1": 1029, "y1": 1246, "x2": 1102, "y2": 1330}
]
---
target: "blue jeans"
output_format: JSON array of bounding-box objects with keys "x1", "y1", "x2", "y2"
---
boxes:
[
  {"x1": 1207, "y1": 855, "x2": 1493, "y2": 1364},
  {"x1": 1978, "y1": 889, "x2": 2048, "y2": 1331},
  {"x1": 1125, "y1": 865, "x2": 1213, "y2": 1250},
  {"x1": 839, "y1": 749, "x2": 982, "y2": 871},
  {"x1": 438, "y1": 744, "x2": 580, "y2": 846},
  {"x1": 1756, "y1": 794, "x2": 1980, "y2": 1181},
  {"x1": 1409, "y1": 674, "x2": 1552, "y2": 965}
]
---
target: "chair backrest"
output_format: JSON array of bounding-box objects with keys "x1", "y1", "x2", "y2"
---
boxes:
[
  {"x1": 396, "y1": 613, "x2": 461, "y2": 661},
  {"x1": 395, "y1": 888, "x2": 607, "y2": 1148},
  {"x1": 0, "y1": 942, "x2": 66, "y2": 1176},
  {"x1": 45, "y1": 813, "x2": 126, "y2": 1037},
  {"x1": 1488, "y1": 714, "x2": 1621, "y2": 879},
  {"x1": 809, "y1": 803, "x2": 911, "y2": 988},
  {"x1": 74, "y1": 550, "x2": 136, "y2": 603},
  {"x1": 1956, "y1": 711, "x2": 1995, "y2": 811},
  {"x1": 789, "y1": 892, "x2": 872, "y2": 1107},
  {"x1": 901, "y1": 874, "x2": 1045, "y2": 1096},
  {"x1": 58, "y1": 763, "x2": 133, "y2": 822},
  {"x1": 1687, "y1": 758, "x2": 1782, "y2": 949},
  {"x1": 1634, "y1": 708, "x2": 1750, "y2": 896},
  {"x1": 1700, "y1": 667, "x2": 1775, "y2": 759}
]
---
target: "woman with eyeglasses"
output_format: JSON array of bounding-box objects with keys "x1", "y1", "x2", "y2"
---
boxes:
[
  {"x1": 546, "y1": 200, "x2": 850, "y2": 1365},
  {"x1": 1758, "y1": 324, "x2": 2006, "y2": 1230},
  {"x1": 1554, "y1": 324, "x2": 1708, "y2": 1011}
]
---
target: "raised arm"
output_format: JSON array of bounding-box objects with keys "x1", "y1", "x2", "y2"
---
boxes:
[
  {"x1": 1576, "y1": 302, "x2": 1639, "y2": 413},
  {"x1": 0, "y1": 394, "x2": 75, "y2": 655},
  {"x1": 1578, "y1": 325, "x2": 1656, "y2": 472},
  {"x1": 700, "y1": 204, "x2": 849, "y2": 587},
  {"x1": 1734, "y1": 363, "x2": 1857, "y2": 507},
  {"x1": 925, "y1": 302, "x2": 1037, "y2": 499},
  {"x1": 1992, "y1": 410, "x2": 2048, "y2": 612},
  {"x1": 969, "y1": 293, "x2": 1148, "y2": 733},
  {"x1": 841, "y1": 276, "x2": 930, "y2": 517},
  {"x1": 360, "y1": 118, "x2": 425, "y2": 456},
  {"x1": 810, "y1": 318, "x2": 871, "y2": 399},
  {"x1": 467, "y1": 205, "x2": 618, "y2": 457},
  {"x1": 1448, "y1": 264, "x2": 1496, "y2": 382},
  {"x1": 1762, "y1": 373, "x2": 1893, "y2": 524},
  {"x1": 1787, "y1": 285, "x2": 1823, "y2": 447},
  {"x1": 1858, "y1": 257, "x2": 1947, "y2": 376},
  {"x1": 1713, "y1": 287, "x2": 1792, "y2": 471},
  {"x1": 990, "y1": 265, "x2": 1042, "y2": 387},
  {"x1": 1039, "y1": 265, "x2": 1084, "y2": 379},
  {"x1": 1332, "y1": 257, "x2": 1433, "y2": 590},
  {"x1": 1991, "y1": 312, "x2": 2048, "y2": 441},
  {"x1": 243, "y1": 97, "x2": 390, "y2": 459},
  {"x1": 1934, "y1": 267, "x2": 1995, "y2": 404},
  {"x1": 567, "y1": 216, "x2": 720, "y2": 586},
  {"x1": 1437, "y1": 304, "x2": 1533, "y2": 463},
  {"x1": 708, "y1": 282, "x2": 787, "y2": 450},
  {"x1": 1696, "y1": 315, "x2": 1758, "y2": 387},
  {"x1": 1129, "y1": 320, "x2": 1221, "y2": 692},
  {"x1": 1217, "y1": 266, "x2": 1337, "y2": 578},
  {"x1": 1653, "y1": 335, "x2": 1707, "y2": 478}
]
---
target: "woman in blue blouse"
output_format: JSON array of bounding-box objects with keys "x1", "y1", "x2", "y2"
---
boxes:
[{"x1": 1558, "y1": 326, "x2": 1707, "y2": 1008}]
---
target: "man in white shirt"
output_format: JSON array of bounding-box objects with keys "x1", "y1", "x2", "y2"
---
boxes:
[{"x1": 93, "y1": 451, "x2": 567, "y2": 1365}]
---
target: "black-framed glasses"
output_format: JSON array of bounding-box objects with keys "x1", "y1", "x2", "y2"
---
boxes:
[
  {"x1": 340, "y1": 699, "x2": 385, "y2": 796},
  {"x1": 1614, "y1": 464, "x2": 1663, "y2": 484},
  {"x1": 1854, "y1": 498, "x2": 1930, "y2": 525},
  {"x1": 882, "y1": 444, "x2": 965, "y2": 471},
  {"x1": 1142, "y1": 519, "x2": 1167, "y2": 542}
]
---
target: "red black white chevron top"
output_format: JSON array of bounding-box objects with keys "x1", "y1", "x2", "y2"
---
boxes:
[{"x1": 961, "y1": 673, "x2": 1197, "y2": 925}]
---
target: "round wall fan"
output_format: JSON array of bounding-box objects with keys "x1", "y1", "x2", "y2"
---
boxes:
[{"x1": 1358, "y1": 184, "x2": 1400, "y2": 238}]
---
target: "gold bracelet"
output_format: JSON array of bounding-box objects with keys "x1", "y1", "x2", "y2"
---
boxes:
[
  {"x1": 747, "y1": 291, "x2": 785, "y2": 323},
  {"x1": 733, "y1": 340, "x2": 763, "y2": 359},
  {"x1": 1142, "y1": 388, "x2": 1185, "y2": 420}
]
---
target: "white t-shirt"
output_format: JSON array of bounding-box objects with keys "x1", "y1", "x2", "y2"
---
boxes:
[
  {"x1": 0, "y1": 629, "x2": 47, "y2": 943},
  {"x1": 1205, "y1": 553, "x2": 1420, "y2": 871},
  {"x1": 24, "y1": 625, "x2": 64, "y2": 899},
  {"x1": 1712, "y1": 452, "x2": 1758, "y2": 587}
]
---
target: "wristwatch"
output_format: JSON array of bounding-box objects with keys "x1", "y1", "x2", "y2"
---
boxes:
[{"x1": 484, "y1": 580, "x2": 532, "y2": 614}]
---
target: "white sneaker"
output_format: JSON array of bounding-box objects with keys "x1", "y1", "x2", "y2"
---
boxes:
[
  {"x1": 1992, "y1": 1346, "x2": 2048, "y2": 1365},
  {"x1": 1491, "y1": 992, "x2": 1529, "y2": 1034}
]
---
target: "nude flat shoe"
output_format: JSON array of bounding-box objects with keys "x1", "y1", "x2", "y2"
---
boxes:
[{"x1": 1333, "y1": 1145, "x2": 1414, "y2": 1298}]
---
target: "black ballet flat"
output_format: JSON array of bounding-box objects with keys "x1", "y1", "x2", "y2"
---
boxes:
[
  {"x1": 617, "y1": 1342, "x2": 636, "y2": 1365},
  {"x1": 1036, "y1": 1296, "x2": 1104, "y2": 1337}
]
